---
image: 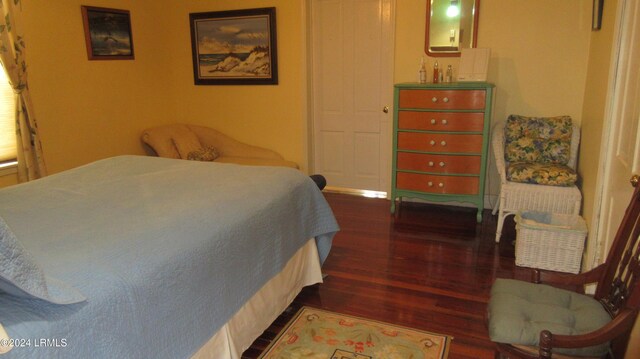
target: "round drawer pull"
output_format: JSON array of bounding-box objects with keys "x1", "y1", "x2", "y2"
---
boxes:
[
  {"x1": 441, "y1": 119, "x2": 448, "y2": 125},
  {"x1": 438, "y1": 183, "x2": 444, "y2": 188},
  {"x1": 430, "y1": 140, "x2": 436, "y2": 146},
  {"x1": 430, "y1": 119, "x2": 436, "y2": 125},
  {"x1": 439, "y1": 161, "x2": 445, "y2": 167},
  {"x1": 428, "y1": 161, "x2": 434, "y2": 167},
  {"x1": 442, "y1": 97, "x2": 449, "y2": 103},
  {"x1": 427, "y1": 181, "x2": 434, "y2": 187},
  {"x1": 431, "y1": 97, "x2": 438, "y2": 102},
  {"x1": 440, "y1": 141, "x2": 447, "y2": 146}
]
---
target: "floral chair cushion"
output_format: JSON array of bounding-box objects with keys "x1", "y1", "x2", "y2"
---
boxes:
[
  {"x1": 504, "y1": 115, "x2": 573, "y2": 165},
  {"x1": 507, "y1": 162, "x2": 577, "y2": 187}
]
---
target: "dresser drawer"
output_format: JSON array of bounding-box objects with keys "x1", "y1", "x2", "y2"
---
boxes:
[
  {"x1": 398, "y1": 111, "x2": 484, "y2": 132},
  {"x1": 396, "y1": 152, "x2": 481, "y2": 174},
  {"x1": 397, "y1": 132, "x2": 483, "y2": 153},
  {"x1": 396, "y1": 172, "x2": 479, "y2": 195},
  {"x1": 398, "y1": 89, "x2": 486, "y2": 110}
]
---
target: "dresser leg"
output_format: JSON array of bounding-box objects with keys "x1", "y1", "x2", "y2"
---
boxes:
[{"x1": 476, "y1": 209, "x2": 483, "y2": 223}]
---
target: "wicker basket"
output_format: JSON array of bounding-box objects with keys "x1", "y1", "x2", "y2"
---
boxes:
[{"x1": 514, "y1": 211, "x2": 587, "y2": 273}]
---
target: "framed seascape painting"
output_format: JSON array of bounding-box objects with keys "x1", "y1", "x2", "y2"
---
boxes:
[
  {"x1": 81, "y1": 6, "x2": 134, "y2": 60},
  {"x1": 189, "y1": 7, "x2": 278, "y2": 85}
]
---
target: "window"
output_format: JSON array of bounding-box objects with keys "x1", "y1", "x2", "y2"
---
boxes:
[{"x1": 0, "y1": 68, "x2": 16, "y2": 167}]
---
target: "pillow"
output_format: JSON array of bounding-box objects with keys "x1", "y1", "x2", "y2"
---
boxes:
[
  {"x1": 141, "y1": 125, "x2": 183, "y2": 159},
  {"x1": 0, "y1": 217, "x2": 86, "y2": 305},
  {"x1": 171, "y1": 127, "x2": 203, "y2": 159},
  {"x1": 507, "y1": 162, "x2": 577, "y2": 186},
  {"x1": 504, "y1": 115, "x2": 573, "y2": 165},
  {"x1": 187, "y1": 146, "x2": 221, "y2": 162}
]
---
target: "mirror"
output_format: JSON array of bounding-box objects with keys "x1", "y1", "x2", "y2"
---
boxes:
[{"x1": 425, "y1": 0, "x2": 480, "y2": 57}]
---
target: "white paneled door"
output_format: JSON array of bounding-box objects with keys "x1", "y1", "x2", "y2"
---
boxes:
[
  {"x1": 594, "y1": 3, "x2": 640, "y2": 353},
  {"x1": 593, "y1": 0, "x2": 640, "y2": 265},
  {"x1": 311, "y1": 0, "x2": 394, "y2": 193}
]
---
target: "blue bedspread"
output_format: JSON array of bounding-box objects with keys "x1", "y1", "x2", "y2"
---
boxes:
[{"x1": 0, "y1": 156, "x2": 338, "y2": 358}]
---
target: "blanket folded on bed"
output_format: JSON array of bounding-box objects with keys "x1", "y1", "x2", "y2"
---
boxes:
[{"x1": 0, "y1": 156, "x2": 339, "y2": 358}]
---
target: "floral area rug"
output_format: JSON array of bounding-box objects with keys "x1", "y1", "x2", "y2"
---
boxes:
[{"x1": 258, "y1": 307, "x2": 451, "y2": 359}]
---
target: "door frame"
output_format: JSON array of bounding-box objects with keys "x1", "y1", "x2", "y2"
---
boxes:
[
  {"x1": 305, "y1": 0, "x2": 396, "y2": 194},
  {"x1": 587, "y1": 0, "x2": 636, "y2": 269}
]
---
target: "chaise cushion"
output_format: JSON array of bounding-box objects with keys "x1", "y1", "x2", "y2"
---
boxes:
[
  {"x1": 172, "y1": 128, "x2": 203, "y2": 159},
  {"x1": 141, "y1": 124, "x2": 202, "y2": 159},
  {"x1": 504, "y1": 115, "x2": 573, "y2": 165},
  {"x1": 507, "y1": 162, "x2": 577, "y2": 186},
  {"x1": 142, "y1": 124, "x2": 299, "y2": 169},
  {"x1": 215, "y1": 156, "x2": 299, "y2": 169},
  {"x1": 488, "y1": 279, "x2": 611, "y2": 357}
]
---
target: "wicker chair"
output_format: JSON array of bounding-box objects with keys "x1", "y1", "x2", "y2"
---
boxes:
[{"x1": 491, "y1": 120, "x2": 582, "y2": 243}]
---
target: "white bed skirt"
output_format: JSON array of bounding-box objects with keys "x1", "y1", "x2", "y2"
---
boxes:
[{"x1": 191, "y1": 239, "x2": 323, "y2": 359}]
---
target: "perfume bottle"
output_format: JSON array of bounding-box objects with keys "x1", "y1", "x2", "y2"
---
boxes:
[
  {"x1": 418, "y1": 57, "x2": 427, "y2": 84},
  {"x1": 433, "y1": 60, "x2": 439, "y2": 84},
  {"x1": 445, "y1": 65, "x2": 453, "y2": 83}
]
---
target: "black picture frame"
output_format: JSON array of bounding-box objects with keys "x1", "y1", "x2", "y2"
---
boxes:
[
  {"x1": 189, "y1": 7, "x2": 278, "y2": 85},
  {"x1": 81, "y1": 6, "x2": 134, "y2": 60},
  {"x1": 592, "y1": 0, "x2": 604, "y2": 31}
]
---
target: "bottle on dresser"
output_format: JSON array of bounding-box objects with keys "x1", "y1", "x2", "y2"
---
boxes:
[
  {"x1": 418, "y1": 57, "x2": 427, "y2": 84},
  {"x1": 432, "y1": 60, "x2": 439, "y2": 83},
  {"x1": 445, "y1": 65, "x2": 453, "y2": 83}
]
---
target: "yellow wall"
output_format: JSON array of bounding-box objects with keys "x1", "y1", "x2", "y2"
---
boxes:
[
  {"x1": 395, "y1": 0, "x2": 592, "y2": 200},
  {"x1": 21, "y1": 0, "x2": 173, "y2": 174},
  {"x1": 7, "y1": 0, "x2": 309, "y2": 176},
  {"x1": 164, "y1": 0, "x2": 309, "y2": 171},
  {"x1": 2, "y1": 0, "x2": 603, "y2": 201}
]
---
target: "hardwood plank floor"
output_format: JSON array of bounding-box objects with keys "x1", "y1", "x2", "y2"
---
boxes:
[{"x1": 243, "y1": 192, "x2": 536, "y2": 359}]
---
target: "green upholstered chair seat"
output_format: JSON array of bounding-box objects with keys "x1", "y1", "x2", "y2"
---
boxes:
[
  {"x1": 488, "y1": 279, "x2": 612, "y2": 357},
  {"x1": 506, "y1": 162, "x2": 578, "y2": 186}
]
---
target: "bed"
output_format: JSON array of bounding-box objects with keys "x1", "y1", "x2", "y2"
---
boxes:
[{"x1": 0, "y1": 156, "x2": 339, "y2": 358}]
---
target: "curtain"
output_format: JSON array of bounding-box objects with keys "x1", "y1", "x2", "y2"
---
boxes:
[{"x1": 0, "y1": 0, "x2": 46, "y2": 181}]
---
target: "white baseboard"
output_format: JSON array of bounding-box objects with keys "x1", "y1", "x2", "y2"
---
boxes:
[
  {"x1": 395, "y1": 194, "x2": 498, "y2": 210},
  {"x1": 323, "y1": 186, "x2": 500, "y2": 211}
]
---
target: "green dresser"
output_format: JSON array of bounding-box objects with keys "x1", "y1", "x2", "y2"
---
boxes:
[{"x1": 391, "y1": 82, "x2": 495, "y2": 222}]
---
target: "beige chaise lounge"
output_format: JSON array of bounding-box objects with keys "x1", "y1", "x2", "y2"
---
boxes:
[{"x1": 141, "y1": 124, "x2": 298, "y2": 169}]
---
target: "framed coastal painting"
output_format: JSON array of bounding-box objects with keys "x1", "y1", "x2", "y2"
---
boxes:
[
  {"x1": 81, "y1": 6, "x2": 134, "y2": 60},
  {"x1": 189, "y1": 7, "x2": 278, "y2": 85}
]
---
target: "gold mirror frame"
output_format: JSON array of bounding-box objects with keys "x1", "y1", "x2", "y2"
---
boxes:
[{"x1": 425, "y1": 0, "x2": 480, "y2": 57}]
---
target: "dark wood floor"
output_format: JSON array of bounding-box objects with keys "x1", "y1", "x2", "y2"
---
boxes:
[{"x1": 243, "y1": 192, "x2": 536, "y2": 359}]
